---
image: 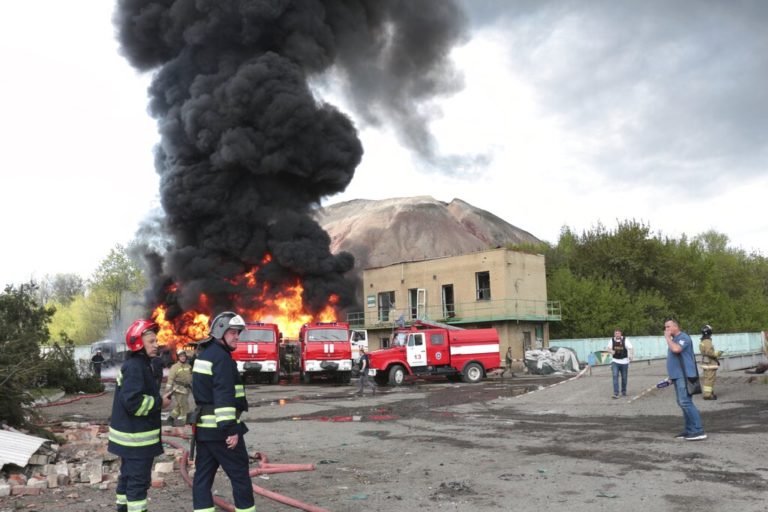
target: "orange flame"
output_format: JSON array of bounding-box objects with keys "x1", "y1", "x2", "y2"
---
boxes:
[
  {"x1": 153, "y1": 304, "x2": 210, "y2": 348},
  {"x1": 150, "y1": 256, "x2": 340, "y2": 346}
]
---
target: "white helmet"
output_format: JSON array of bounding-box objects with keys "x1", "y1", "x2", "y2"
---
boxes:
[{"x1": 209, "y1": 311, "x2": 246, "y2": 339}]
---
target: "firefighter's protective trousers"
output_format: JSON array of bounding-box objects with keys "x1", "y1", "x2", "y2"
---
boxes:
[
  {"x1": 192, "y1": 437, "x2": 255, "y2": 512},
  {"x1": 116, "y1": 457, "x2": 153, "y2": 512},
  {"x1": 701, "y1": 365, "x2": 718, "y2": 397}
]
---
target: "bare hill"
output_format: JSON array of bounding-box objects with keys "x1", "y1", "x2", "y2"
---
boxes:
[{"x1": 315, "y1": 196, "x2": 542, "y2": 272}]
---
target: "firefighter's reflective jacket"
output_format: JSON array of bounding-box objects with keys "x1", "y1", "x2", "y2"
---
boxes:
[
  {"x1": 166, "y1": 360, "x2": 192, "y2": 395},
  {"x1": 699, "y1": 338, "x2": 722, "y2": 367},
  {"x1": 192, "y1": 338, "x2": 249, "y2": 441},
  {"x1": 107, "y1": 352, "x2": 163, "y2": 459}
]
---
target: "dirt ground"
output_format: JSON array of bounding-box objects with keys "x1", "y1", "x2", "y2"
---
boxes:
[{"x1": 2, "y1": 360, "x2": 767, "y2": 512}]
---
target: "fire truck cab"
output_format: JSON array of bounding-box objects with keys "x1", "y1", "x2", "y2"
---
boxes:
[
  {"x1": 369, "y1": 321, "x2": 500, "y2": 386},
  {"x1": 299, "y1": 321, "x2": 353, "y2": 384},
  {"x1": 232, "y1": 322, "x2": 281, "y2": 384},
  {"x1": 350, "y1": 329, "x2": 368, "y2": 363}
]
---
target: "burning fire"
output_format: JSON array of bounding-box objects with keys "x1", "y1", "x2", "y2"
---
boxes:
[
  {"x1": 153, "y1": 304, "x2": 210, "y2": 348},
  {"x1": 151, "y1": 258, "x2": 340, "y2": 347}
]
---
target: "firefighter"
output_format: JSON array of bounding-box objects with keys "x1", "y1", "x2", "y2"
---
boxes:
[
  {"x1": 108, "y1": 319, "x2": 171, "y2": 512},
  {"x1": 700, "y1": 324, "x2": 723, "y2": 400},
  {"x1": 165, "y1": 349, "x2": 192, "y2": 426},
  {"x1": 192, "y1": 311, "x2": 255, "y2": 512},
  {"x1": 91, "y1": 349, "x2": 105, "y2": 379},
  {"x1": 501, "y1": 346, "x2": 516, "y2": 378}
]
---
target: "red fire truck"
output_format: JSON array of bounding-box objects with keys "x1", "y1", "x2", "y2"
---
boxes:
[
  {"x1": 231, "y1": 322, "x2": 281, "y2": 384},
  {"x1": 298, "y1": 321, "x2": 353, "y2": 384},
  {"x1": 368, "y1": 320, "x2": 500, "y2": 386}
]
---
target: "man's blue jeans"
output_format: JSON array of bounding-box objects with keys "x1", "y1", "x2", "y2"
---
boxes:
[
  {"x1": 611, "y1": 362, "x2": 628, "y2": 396},
  {"x1": 672, "y1": 377, "x2": 704, "y2": 435}
]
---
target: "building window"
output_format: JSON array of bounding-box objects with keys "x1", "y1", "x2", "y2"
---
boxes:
[
  {"x1": 442, "y1": 284, "x2": 455, "y2": 318},
  {"x1": 475, "y1": 271, "x2": 491, "y2": 301},
  {"x1": 381, "y1": 337, "x2": 390, "y2": 349},
  {"x1": 378, "y1": 291, "x2": 395, "y2": 322},
  {"x1": 408, "y1": 288, "x2": 419, "y2": 319}
]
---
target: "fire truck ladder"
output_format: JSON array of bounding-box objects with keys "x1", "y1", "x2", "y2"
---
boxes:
[{"x1": 412, "y1": 319, "x2": 465, "y2": 331}]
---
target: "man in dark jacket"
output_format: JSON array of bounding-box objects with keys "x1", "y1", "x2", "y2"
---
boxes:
[
  {"x1": 91, "y1": 349, "x2": 105, "y2": 379},
  {"x1": 108, "y1": 319, "x2": 171, "y2": 512},
  {"x1": 356, "y1": 347, "x2": 377, "y2": 396},
  {"x1": 192, "y1": 311, "x2": 255, "y2": 512}
]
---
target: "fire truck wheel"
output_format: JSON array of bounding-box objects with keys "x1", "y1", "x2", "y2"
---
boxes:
[
  {"x1": 388, "y1": 365, "x2": 406, "y2": 386},
  {"x1": 300, "y1": 371, "x2": 311, "y2": 384},
  {"x1": 462, "y1": 362, "x2": 484, "y2": 384}
]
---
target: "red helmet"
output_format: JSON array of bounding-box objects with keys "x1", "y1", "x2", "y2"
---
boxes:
[{"x1": 125, "y1": 319, "x2": 159, "y2": 352}]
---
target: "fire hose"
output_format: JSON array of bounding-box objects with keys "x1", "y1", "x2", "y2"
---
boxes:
[
  {"x1": 33, "y1": 391, "x2": 107, "y2": 408},
  {"x1": 163, "y1": 435, "x2": 329, "y2": 512}
]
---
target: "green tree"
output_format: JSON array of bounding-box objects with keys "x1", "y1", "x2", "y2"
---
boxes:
[
  {"x1": 545, "y1": 222, "x2": 768, "y2": 337},
  {"x1": 547, "y1": 268, "x2": 637, "y2": 338},
  {"x1": 48, "y1": 273, "x2": 85, "y2": 305},
  {"x1": 48, "y1": 295, "x2": 107, "y2": 345},
  {"x1": 89, "y1": 244, "x2": 146, "y2": 333},
  {"x1": 0, "y1": 283, "x2": 101, "y2": 428},
  {"x1": 0, "y1": 283, "x2": 55, "y2": 426}
]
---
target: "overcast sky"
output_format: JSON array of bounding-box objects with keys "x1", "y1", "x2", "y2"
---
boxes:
[{"x1": 1, "y1": 0, "x2": 766, "y2": 288}]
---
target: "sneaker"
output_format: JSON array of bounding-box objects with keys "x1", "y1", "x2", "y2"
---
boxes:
[
  {"x1": 684, "y1": 433, "x2": 707, "y2": 441},
  {"x1": 674, "y1": 432, "x2": 688, "y2": 439},
  {"x1": 611, "y1": 395, "x2": 619, "y2": 399}
]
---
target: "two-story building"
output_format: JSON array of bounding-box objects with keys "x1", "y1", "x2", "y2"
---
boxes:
[{"x1": 347, "y1": 247, "x2": 561, "y2": 360}]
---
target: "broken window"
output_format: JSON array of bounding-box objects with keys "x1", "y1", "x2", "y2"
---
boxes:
[
  {"x1": 378, "y1": 291, "x2": 395, "y2": 322},
  {"x1": 475, "y1": 271, "x2": 491, "y2": 301},
  {"x1": 442, "y1": 284, "x2": 455, "y2": 318}
]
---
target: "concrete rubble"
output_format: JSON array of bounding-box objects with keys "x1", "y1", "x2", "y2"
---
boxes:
[{"x1": 0, "y1": 422, "x2": 186, "y2": 499}]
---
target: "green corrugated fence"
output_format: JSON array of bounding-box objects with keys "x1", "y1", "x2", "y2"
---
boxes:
[{"x1": 551, "y1": 332, "x2": 767, "y2": 365}]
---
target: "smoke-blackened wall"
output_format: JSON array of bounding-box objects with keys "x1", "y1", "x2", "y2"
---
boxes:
[{"x1": 114, "y1": 0, "x2": 467, "y2": 317}]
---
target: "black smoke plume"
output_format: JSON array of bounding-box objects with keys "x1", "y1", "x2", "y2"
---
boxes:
[{"x1": 114, "y1": 0, "x2": 467, "y2": 321}]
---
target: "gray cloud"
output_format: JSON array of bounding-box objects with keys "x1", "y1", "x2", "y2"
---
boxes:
[{"x1": 461, "y1": 0, "x2": 768, "y2": 191}]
